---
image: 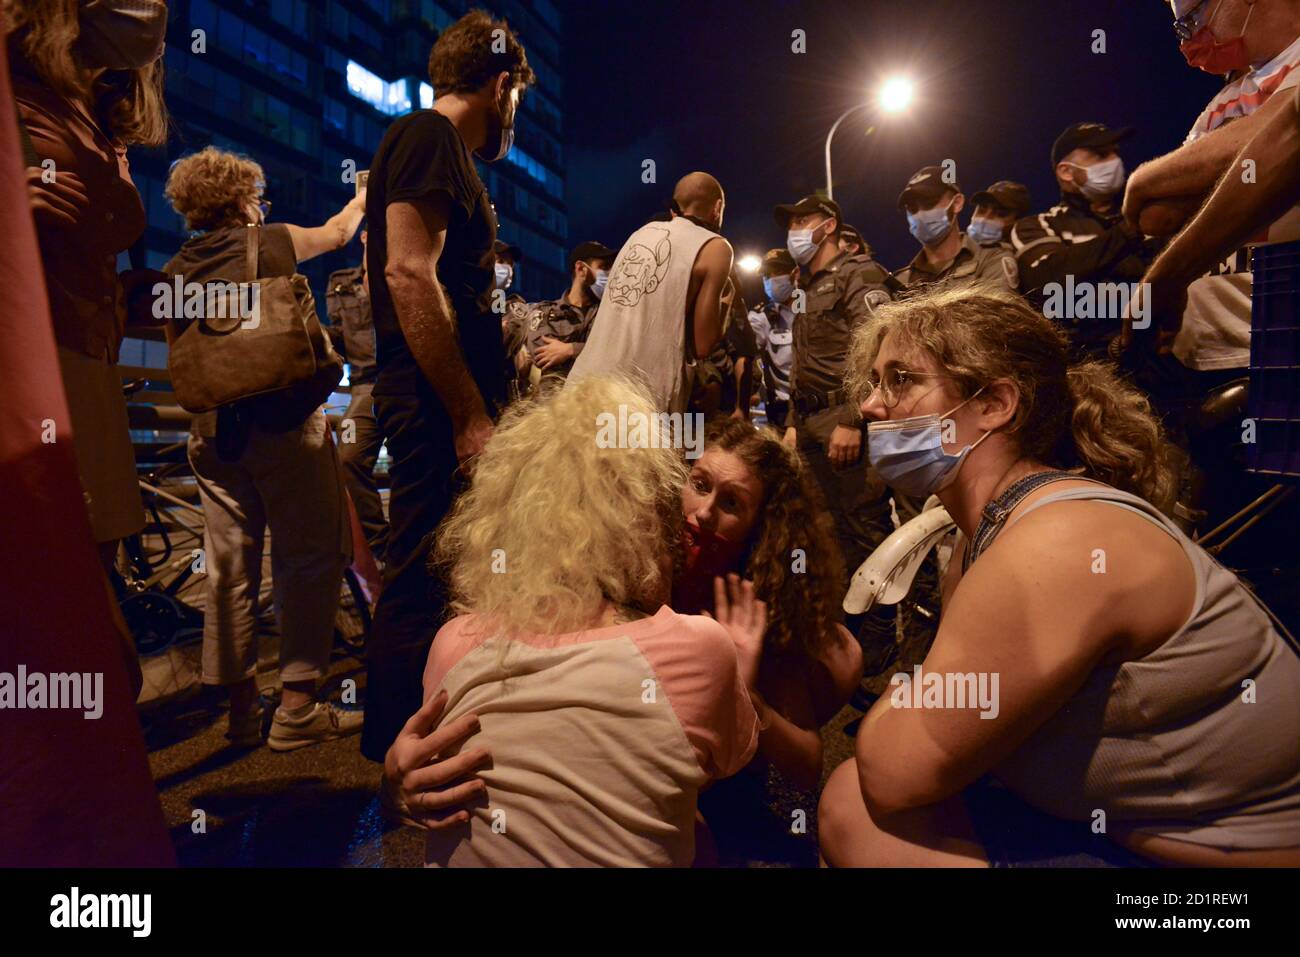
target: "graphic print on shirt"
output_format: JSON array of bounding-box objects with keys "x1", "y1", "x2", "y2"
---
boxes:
[{"x1": 609, "y1": 227, "x2": 672, "y2": 306}]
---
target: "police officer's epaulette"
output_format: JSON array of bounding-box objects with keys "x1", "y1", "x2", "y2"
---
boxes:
[{"x1": 845, "y1": 254, "x2": 903, "y2": 292}]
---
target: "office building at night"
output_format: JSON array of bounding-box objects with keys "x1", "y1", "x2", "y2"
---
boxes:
[{"x1": 122, "y1": 0, "x2": 568, "y2": 371}]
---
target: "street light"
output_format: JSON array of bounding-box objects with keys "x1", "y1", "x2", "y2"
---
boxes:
[
  {"x1": 825, "y1": 76, "x2": 916, "y2": 199},
  {"x1": 878, "y1": 76, "x2": 915, "y2": 114},
  {"x1": 738, "y1": 253, "x2": 762, "y2": 274}
]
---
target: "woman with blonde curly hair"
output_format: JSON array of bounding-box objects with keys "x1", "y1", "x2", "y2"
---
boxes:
[
  {"x1": 383, "y1": 408, "x2": 861, "y2": 865},
  {"x1": 162, "y1": 145, "x2": 365, "y2": 751},
  {"x1": 393, "y1": 377, "x2": 763, "y2": 867},
  {"x1": 8, "y1": 0, "x2": 168, "y2": 610},
  {"x1": 819, "y1": 285, "x2": 1300, "y2": 867}
]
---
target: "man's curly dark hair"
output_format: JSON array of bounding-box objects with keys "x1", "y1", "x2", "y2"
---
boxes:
[
  {"x1": 705, "y1": 418, "x2": 845, "y2": 661},
  {"x1": 428, "y1": 9, "x2": 535, "y2": 97}
]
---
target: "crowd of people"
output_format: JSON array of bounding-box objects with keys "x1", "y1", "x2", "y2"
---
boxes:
[{"x1": 10, "y1": 0, "x2": 1300, "y2": 867}]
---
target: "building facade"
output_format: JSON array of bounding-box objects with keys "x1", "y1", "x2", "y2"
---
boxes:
[{"x1": 122, "y1": 0, "x2": 568, "y2": 371}]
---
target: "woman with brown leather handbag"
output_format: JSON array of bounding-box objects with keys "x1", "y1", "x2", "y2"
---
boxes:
[{"x1": 163, "y1": 146, "x2": 367, "y2": 751}]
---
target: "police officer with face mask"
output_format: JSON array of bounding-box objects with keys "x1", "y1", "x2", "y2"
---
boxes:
[
  {"x1": 516, "y1": 240, "x2": 615, "y2": 393},
  {"x1": 748, "y1": 248, "x2": 799, "y2": 429},
  {"x1": 493, "y1": 239, "x2": 522, "y2": 293},
  {"x1": 896, "y1": 166, "x2": 1019, "y2": 291},
  {"x1": 968, "y1": 180, "x2": 1031, "y2": 249},
  {"x1": 775, "y1": 195, "x2": 899, "y2": 664},
  {"x1": 1011, "y1": 123, "x2": 1151, "y2": 358}
]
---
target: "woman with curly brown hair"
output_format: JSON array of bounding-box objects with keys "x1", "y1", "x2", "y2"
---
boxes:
[
  {"x1": 680, "y1": 417, "x2": 863, "y2": 864},
  {"x1": 818, "y1": 285, "x2": 1300, "y2": 867},
  {"x1": 383, "y1": 411, "x2": 860, "y2": 863},
  {"x1": 8, "y1": 0, "x2": 167, "y2": 591},
  {"x1": 392, "y1": 377, "x2": 762, "y2": 867},
  {"x1": 163, "y1": 145, "x2": 365, "y2": 751}
]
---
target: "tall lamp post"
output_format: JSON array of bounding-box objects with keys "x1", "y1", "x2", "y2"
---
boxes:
[{"x1": 824, "y1": 76, "x2": 916, "y2": 200}]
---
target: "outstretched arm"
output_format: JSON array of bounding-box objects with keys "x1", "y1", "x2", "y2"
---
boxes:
[{"x1": 285, "y1": 191, "x2": 366, "y2": 263}]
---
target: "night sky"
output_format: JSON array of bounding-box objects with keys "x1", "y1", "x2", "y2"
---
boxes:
[{"x1": 558, "y1": 0, "x2": 1224, "y2": 290}]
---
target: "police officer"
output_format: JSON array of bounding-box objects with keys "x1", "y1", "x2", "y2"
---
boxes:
[
  {"x1": 775, "y1": 194, "x2": 897, "y2": 663},
  {"x1": 968, "y1": 180, "x2": 1031, "y2": 248},
  {"x1": 748, "y1": 248, "x2": 798, "y2": 429},
  {"x1": 325, "y1": 229, "x2": 388, "y2": 563},
  {"x1": 896, "y1": 165, "x2": 1019, "y2": 292},
  {"x1": 1011, "y1": 122, "x2": 1150, "y2": 358},
  {"x1": 838, "y1": 223, "x2": 871, "y2": 259},
  {"x1": 493, "y1": 239, "x2": 522, "y2": 292},
  {"x1": 517, "y1": 240, "x2": 615, "y2": 393}
]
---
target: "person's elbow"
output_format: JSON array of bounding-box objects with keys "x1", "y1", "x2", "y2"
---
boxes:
[
  {"x1": 384, "y1": 255, "x2": 429, "y2": 295},
  {"x1": 854, "y1": 733, "x2": 951, "y2": 818}
]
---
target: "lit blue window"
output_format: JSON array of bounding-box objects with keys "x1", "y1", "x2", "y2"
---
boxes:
[
  {"x1": 346, "y1": 60, "x2": 411, "y2": 116},
  {"x1": 346, "y1": 60, "x2": 386, "y2": 111}
]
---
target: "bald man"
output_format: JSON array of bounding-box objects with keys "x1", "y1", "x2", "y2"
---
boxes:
[{"x1": 567, "y1": 172, "x2": 733, "y2": 412}]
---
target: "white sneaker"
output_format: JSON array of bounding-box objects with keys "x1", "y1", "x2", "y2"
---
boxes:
[{"x1": 268, "y1": 702, "x2": 364, "y2": 752}]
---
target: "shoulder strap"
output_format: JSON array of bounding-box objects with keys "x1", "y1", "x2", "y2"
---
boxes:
[
  {"x1": 245, "y1": 223, "x2": 260, "y2": 282},
  {"x1": 965, "y1": 470, "x2": 1087, "y2": 570}
]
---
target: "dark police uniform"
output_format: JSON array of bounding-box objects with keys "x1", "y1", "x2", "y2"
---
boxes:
[
  {"x1": 1010, "y1": 192, "x2": 1150, "y2": 358},
  {"x1": 896, "y1": 231, "x2": 1019, "y2": 291},
  {"x1": 520, "y1": 294, "x2": 599, "y2": 393},
  {"x1": 790, "y1": 249, "x2": 896, "y2": 615},
  {"x1": 325, "y1": 264, "x2": 387, "y2": 563}
]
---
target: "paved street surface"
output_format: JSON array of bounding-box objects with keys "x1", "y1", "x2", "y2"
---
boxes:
[{"x1": 144, "y1": 641, "x2": 892, "y2": 867}]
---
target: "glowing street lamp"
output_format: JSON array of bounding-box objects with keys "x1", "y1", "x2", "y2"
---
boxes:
[
  {"x1": 878, "y1": 76, "x2": 916, "y2": 114},
  {"x1": 738, "y1": 253, "x2": 763, "y2": 274},
  {"x1": 825, "y1": 76, "x2": 916, "y2": 199}
]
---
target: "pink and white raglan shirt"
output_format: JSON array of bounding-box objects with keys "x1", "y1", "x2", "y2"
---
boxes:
[{"x1": 421, "y1": 605, "x2": 760, "y2": 867}]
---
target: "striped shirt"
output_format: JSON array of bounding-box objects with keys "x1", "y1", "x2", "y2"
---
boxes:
[{"x1": 1176, "y1": 35, "x2": 1300, "y2": 370}]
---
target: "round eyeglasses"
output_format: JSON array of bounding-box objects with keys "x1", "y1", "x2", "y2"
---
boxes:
[{"x1": 861, "y1": 368, "x2": 955, "y2": 409}]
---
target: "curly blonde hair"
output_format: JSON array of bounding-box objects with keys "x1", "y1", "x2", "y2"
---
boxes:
[
  {"x1": 705, "y1": 418, "x2": 844, "y2": 660},
  {"x1": 846, "y1": 285, "x2": 1177, "y2": 510},
  {"x1": 433, "y1": 377, "x2": 689, "y2": 636},
  {"x1": 164, "y1": 147, "x2": 265, "y2": 232},
  {"x1": 4, "y1": 0, "x2": 168, "y2": 146}
]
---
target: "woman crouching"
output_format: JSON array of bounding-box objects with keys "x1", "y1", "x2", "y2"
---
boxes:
[
  {"x1": 415, "y1": 377, "x2": 763, "y2": 867},
  {"x1": 818, "y1": 286, "x2": 1300, "y2": 867}
]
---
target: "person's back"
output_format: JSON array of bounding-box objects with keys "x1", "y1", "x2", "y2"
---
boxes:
[
  {"x1": 567, "y1": 216, "x2": 720, "y2": 412},
  {"x1": 422, "y1": 607, "x2": 758, "y2": 867}
]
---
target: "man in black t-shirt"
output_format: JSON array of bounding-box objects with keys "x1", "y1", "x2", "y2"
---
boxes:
[{"x1": 360, "y1": 11, "x2": 535, "y2": 762}]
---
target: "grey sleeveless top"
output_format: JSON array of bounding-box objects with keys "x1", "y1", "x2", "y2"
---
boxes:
[{"x1": 986, "y1": 485, "x2": 1300, "y2": 851}]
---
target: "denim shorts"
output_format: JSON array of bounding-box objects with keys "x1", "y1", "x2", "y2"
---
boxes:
[{"x1": 962, "y1": 777, "x2": 1152, "y2": 868}]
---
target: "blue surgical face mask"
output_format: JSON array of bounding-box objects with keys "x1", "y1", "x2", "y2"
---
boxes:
[
  {"x1": 494, "y1": 263, "x2": 513, "y2": 290},
  {"x1": 787, "y1": 218, "x2": 830, "y2": 266},
  {"x1": 866, "y1": 389, "x2": 990, "y2": 497},
  {"x1": 968, "y1": 216, "x2": 1005, "y2": 246},
  {"x1": 591, "y1": 269, "x2": 608, "y2": 299},
  {"x1": 907, "y1": 201, "x2": 955, "y2": 246},
  {"x1": 763, "y1": 275, "x2": 794, "y2": 303}
]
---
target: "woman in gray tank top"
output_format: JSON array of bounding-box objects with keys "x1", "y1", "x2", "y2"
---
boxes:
[{"x1": 818, "y1": 285, "x2": 1300, "y2": 867}]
